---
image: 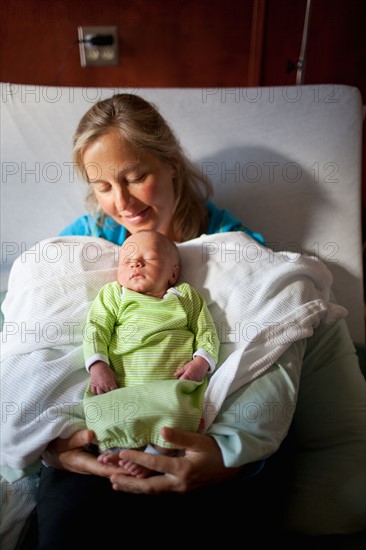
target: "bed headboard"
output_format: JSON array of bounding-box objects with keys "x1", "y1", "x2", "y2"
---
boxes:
[{"x1": 1, "y1": 83, "x2": 364, "y2": 343}]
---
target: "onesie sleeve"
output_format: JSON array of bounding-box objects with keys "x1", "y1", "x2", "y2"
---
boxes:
[
  {"x1": 83, "y1": 282, "x2": 120, "y2": 370},
  {"x1": 179, "y1": 283, "x2": 220, "y2": 369}
]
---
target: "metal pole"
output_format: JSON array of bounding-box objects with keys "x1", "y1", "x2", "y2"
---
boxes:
[{"x1": 296, "y1": 0, "x2": 313, "y2": 85}]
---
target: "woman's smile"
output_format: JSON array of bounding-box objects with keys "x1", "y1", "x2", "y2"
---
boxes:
[{"x1": 123, "y1": 206, "x2": 150, "y2": 225}]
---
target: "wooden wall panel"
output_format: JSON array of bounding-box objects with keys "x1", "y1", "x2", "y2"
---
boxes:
[
  {"x1": 261, "y1": 0, "x2": 366, "y2": 268},
  {"x1": 261, "y1": 0, "x2": 305, "y2": 86},
  {"x1": 0, "y1": 0, "x2": 261, "y2": 87},
  {"x1": 261, "y1": 0, "x2": 366, "y2": 98}
]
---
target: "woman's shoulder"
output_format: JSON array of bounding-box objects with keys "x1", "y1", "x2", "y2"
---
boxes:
[
  {"x1": 59, "y1": 215, "x2": 127, "y2": 245},
  {"x1": 59, "y1": 214, "x2": 95, "y2": 236},
  {"x1": 206, "y1": 200, "x2": 265, "y2": 245}
]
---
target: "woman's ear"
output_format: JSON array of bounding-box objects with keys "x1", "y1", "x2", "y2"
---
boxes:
[{"x1": 169, "y1": 161, "x2": 177, "y2": 181}]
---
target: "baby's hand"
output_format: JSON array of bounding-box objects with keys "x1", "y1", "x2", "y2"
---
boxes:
[
  {"x1": 174, "y1": 356, "x2": 209, "y2": 381},
  {"x1": 90, "y1": 361, "x2": 119, "y2": 394}
]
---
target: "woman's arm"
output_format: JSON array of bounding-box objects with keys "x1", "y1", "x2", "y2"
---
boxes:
[
  {"x1": 110, "y1": 428, "x2": 242, "y2": 493},
  {"x1": 41, "y1": 430, "x2": 121, "y2": 477},
  {"x1": 109, "y1": 340, "x2": 305, "y2": 492},
  {"x1": 208, "y1": 339, "x2": 305, "y2": 468},
  {"x1": 41, "y1": 427, "x2": 241, "y2": 489},
  {"x1": 44, "y1": 341, "x2": 304, "y2": 488}
]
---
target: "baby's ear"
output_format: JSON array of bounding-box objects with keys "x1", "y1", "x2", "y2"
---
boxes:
[{"x1": 170, "y1": 264, "x2": 180, "y2": 284}]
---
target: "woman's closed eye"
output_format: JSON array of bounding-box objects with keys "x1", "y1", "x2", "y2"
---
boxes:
[
  {"x1": 92, "y1": 182, "x2": 112, "y2": 193},
  {"x1": 125, "y1": 172, "x2": 147, "y2": 184}
]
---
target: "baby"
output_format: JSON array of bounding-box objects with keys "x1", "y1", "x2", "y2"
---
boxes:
[{"x1": 83, "y1": 229, "x2": 220, "y2": 477}]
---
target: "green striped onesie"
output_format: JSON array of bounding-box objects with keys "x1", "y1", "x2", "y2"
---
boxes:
[{"x1": 83, "y1": 282, "x2": 220, "y2": 451}]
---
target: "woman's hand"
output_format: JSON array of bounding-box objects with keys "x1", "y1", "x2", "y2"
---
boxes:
[
  {"x1": 109, "y1": 427, "x2": 241, "y2": 494},
  {"x1": 41, "y1": 430, "x2": 121, "y2": 477}
]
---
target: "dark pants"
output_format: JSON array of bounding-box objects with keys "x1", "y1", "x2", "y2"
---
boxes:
[{"x1": 36, "y1": 459, "x2": 280, "y2": 549}]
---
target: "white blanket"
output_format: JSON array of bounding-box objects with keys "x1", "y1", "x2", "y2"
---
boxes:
[{"x1": 0, "y1": 233, "x2": 347, "y2": 477}]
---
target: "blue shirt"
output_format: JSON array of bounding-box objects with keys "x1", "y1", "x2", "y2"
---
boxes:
[{"x1": 59, "y1": 200, "x2": 265, "y2": 246}]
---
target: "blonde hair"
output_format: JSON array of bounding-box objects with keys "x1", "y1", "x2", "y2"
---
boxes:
[{"x1": 73, "y1": 93, "x2": 212, "y2": 242}]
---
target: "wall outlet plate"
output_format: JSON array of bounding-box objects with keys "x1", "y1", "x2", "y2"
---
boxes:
[{"x1": 78, "y1": 26, "x2": 119, "y2": 67}]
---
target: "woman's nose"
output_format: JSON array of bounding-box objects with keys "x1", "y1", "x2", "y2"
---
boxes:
[{"x1": 114, "y1": 185, "x2": 130, "y2": 212}]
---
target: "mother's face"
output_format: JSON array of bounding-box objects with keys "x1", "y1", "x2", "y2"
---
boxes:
[{"x1": 83, "y1": 131, "x2": 176, "y2": 239}]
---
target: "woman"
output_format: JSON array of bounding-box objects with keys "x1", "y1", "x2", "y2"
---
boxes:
[{"x1": 37, "y1": 94, "x2": 365, "y2": 547}]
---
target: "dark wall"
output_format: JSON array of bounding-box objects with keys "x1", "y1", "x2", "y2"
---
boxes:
[{"x1": 0, "y1": 0, "x2": 257, "y2": 87}]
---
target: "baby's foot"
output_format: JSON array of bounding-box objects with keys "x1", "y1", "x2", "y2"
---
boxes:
[
  {"x1": 98, "y1": 452, "x2": 154, "y2": 477},
  {"x1": 98, "y1": 452, "x2": 121, "y2": 466},
  {"x1": 118, "y1": 459, "x2": 154, "y2": 479},
  {"x1": 98, "y1": 453, "x2": 144, "y2": 476}
]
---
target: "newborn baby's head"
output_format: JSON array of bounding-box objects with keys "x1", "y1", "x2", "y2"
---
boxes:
[{"x1": 118, "y1": 230, "x2": 180, "y2": 299}]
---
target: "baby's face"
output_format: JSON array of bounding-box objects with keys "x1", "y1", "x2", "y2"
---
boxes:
[{"x1": 118, "y1": 231, "x2": 180, "y2": 298}]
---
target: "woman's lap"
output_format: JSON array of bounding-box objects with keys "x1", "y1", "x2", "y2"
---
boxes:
[
  {"x1": 36, "y1": 319, "x2": 366, "y2": 546},
  {"x1": 36, "y1": 462, "x2": 277, "y2": 548}
]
